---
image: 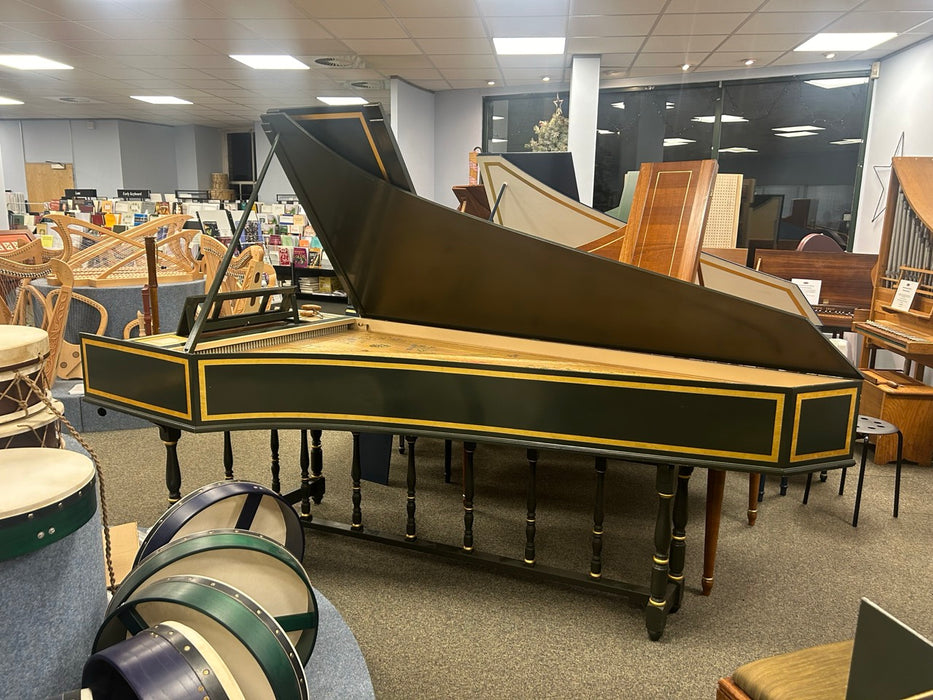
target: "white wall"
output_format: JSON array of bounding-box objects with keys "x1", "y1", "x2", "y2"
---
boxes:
[
  {"x1": 174, "y1": 125, "x2": 199, "y2": 190},
  {"x1": 118, "y1": 121, "x2": 181, "y2": 193},
  {"x1": 391, "y1": 79, "x2": 435, "y2": 199},
  {"x1": 70, "y1": 120, "x2": 122, "y2": 195},
  {"x1": 254, "y1": 120, "x2": 292, "y2": 203},
  {"x1": 0, "y1": 121, "x2": 25, "y2": 193},
  {"x1": 434, "y1": 90, "x2": 484, "y2": 210},
  {"x1": 853, "y1": 37, "x2": 933, "y2": 254}
]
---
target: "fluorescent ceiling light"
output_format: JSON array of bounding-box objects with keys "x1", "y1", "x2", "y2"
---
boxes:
[
  {"x1": 831, "y1": 138, "x2": 864, "y2": 145},
  {"x1": 493, "y1": 37, "x2": 565, "y2": 55},
  {"x1": 597, "y1": 129, "x2": 615, "y2": 135},
  {"x1": 794, "y1": 33, "x2": 896, "y2": 52},
  {"x1": 611, "y1": 101, "x2": 625, "y2": 109},
  {"x1": 492, "y1": 115, "x2": 505, "y2": 120},
  {"x1": 719, "y1": 147, "x2": 758, "y2": 153},
  {"x1": 664, "y1": 138, "x2": 695, "y2": 147},
  {"x1": 0, "y1": 96, "x2": 25, "y2": 105},
  {"x1": 772, "y1": 125, "x2": 824, "y2": 132},
  {"x1": 131, "y1": 96, "x2": 192, "y2": 104},
  {"x1": 692, "y1": 114, "x2": 748, "y2": 123},
  {"x1": 805, "y1": 77, "x2": 870, "y2": 89},
  {"x1": 317, "y1": 96, "x2": 368, "y2": 106},
  {"x1": 774, "y1": 131, "x2": 819, "y2": 138},
  {"x1": 229, "y1": 54, "x2": 309, "y2": 70},
  {"x1": 490, "y1": 138, "x2": 507, "y2": 143},
  {"x1": 0, "y1": 55, "x2": 73, "y2": 70},
  {"x1": 665, "y1": 102, "x2": 675, "y2": 109}
]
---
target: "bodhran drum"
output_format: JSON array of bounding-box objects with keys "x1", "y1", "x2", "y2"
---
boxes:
[
  {"x1": 94, "y1": 575, "x2": 309, "y2": 700},
  {"x1": 108, "y1": 529, "x2": 319, "y2": 663},
  {"x1": 83, "y1": 620, "x2": 244, "y2": 700},
  {"x1": 0, "y1": 326, "x2": 50, "y2": 422},
  {"x1": 0, "y1": 448, "x2": 108, "y2": 699},
  {"x1": 0, "y1": 399, "x2": 63, "y2": 449},
  {"x1": 135, "y1": 480, "x2": 304, "y2": 565}
]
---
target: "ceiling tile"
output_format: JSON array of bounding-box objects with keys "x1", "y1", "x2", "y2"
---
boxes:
[
  {"x1": 856, "y1": 0, "x2": 933, "y2": 9},
  {"x1": 343, "y1": 38, "x2": 423, "y2": 54},
  {"x1": 855, "y1": 33, "x2": 933, "y2": 56},
  {"x1": 121, "y1": 0, "x2": 222, "y2": 20},
  {"x1": 717, "y1": 33, "x2": 813, "y2": 51},
  {"x1": 429, "y1": 54, "x2": 499, "y2": 68},
  {"x1": 566, "y1": 36, "x2": 645, "y2": 52},
  {"x1": 438, "y1": 68, "x2": 504, "y2": 81},
  {"x1": 496, "y1": 55, "x2": 568, "y2": 69},
  {"x1": 767, "y1": 52, "x2": 858, "y2": 64},
  {"x1": 290, "y1": 0, "x2": 392, "y2": 18},
  {"x1": 738, "y1": 12, "x2": 842, "y2": 33},
  {"x1": 569, "y1": 15, "x2": 658, "y2": 36},
  {"x1": 700, "y1": 51, "x2": 784, "y2": 66},
  {"x1": 653, "y1": 13, "x2": 749, "y2": 35},
  {"x1": 198, "y1": 0, "x2": 308, "y2": 19},
  {"x1": 477, "y1": 0, "x2": 570, "y2": 17},
  {"x1": 572, "y1": 0, "x2": 667, "y2": 14},
  {"x1": 318, "y1": 19, "x2": 408, "y2": 39},
  {"x1": 447, "y1": 78, "x2": 502, "y2": 89},
  {"x1": 62, "y1": 39, "x2": 220, "y2": 56},
  {"x1": 485, "y1": 16, "x2": 569, "y2": 36},
  {"x1": 359, "y1": 54, "x2": 435, "y2": 69},
  {"x1": 624, "y1": 66, "x2": 684, "y2": 77},
  {"x1": 405, "y1": 79, "x2": 450, "y2": 90},
  {"x1": 0, "y1": 20, "x2": 113, "y2": 41},
  {"x1": 415, "y1": 37, "x2": 494, "y2": 54},
  {"x1": 666, "y1": 0, "x2": 764, "y2": 11},
  {"x1": 632, "y1": 52, "x2": 710, "y2": 67},
  {"x1": 0, "y1": 1, "x2": 75, "y2": 21},
  {"x1": 192, "y1": 38, "x2": 283, "y2": 53},
  {"x1": 384, "y1": 0, "x2": 481, "y2": 17},
  {"x1": 388, "y1": 67, "x2": 444, "y2": 79},
  {"x1": 231, "y1": 19, "x2": 334, "y2": 40},
  {"x1": 759, "y1": 0, "x2": 862, "y2": 9},
  {"x1": 824, "y1": 11, "x2": 933, "y2": 33},
  {"x1": 599, "y1": 53, "x2": 638, "y2": 67},
  {"x1": 641, "y1": 34, "x2": 729, "y2": 51},
  {"x1": 398, "y1": 17, "x2": 488, "y2": 38},
  {"x1": 500, "y1": 68, "x2": 567, "y2": 81}
]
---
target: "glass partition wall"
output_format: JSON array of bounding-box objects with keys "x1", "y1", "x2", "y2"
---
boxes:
[{"x1": 483, "y1": 73, "x2": 871, "y2": 249}]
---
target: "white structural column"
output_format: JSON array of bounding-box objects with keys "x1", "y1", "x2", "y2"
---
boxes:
[
  {"x1": 568, "y1": 54, "x2": 601, "y2": 206},
  {"x1": 390, "y1": 77, "x2": 436, "y2": 201}
]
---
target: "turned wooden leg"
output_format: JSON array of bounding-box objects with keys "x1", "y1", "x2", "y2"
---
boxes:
[
  {"x1": 444, "y1": 439, "x2": 452, "y2": 483},
  {"x1": 702, "y1": 469, "x2": 725, "y2": 596},
  {"x1": 406, "y1": 435, "x2": 417, "y2": 540},
  {"x1": 299, "y1": 429, "x2": 311, "y2": 518},
  {"x1": 646, "y1": 464, "x2": 676, "y2": 641},
  {"x1": 590, "y1": 456, "x2": 607, "y2": 578},
  {"x1": 669, "y1": 466, "x2": 693, "y2": 613},
  {"x1": 462, "y1": 441, "x2": 476, "y2": 552},
  {"x1": 351, "y1": 432, "x2": 362, "y2": 530},
  {"x1": 223, "y1": 431, "x2": 234, "y2": 481},
  {"x1": 270, "y1": 429, "x2": 281, "y2": 494},
  {"x1": 747, "y1": 473, "x2": 761, "y2": 526},
  {"x1": 309, "y1": 429, "x2": 324, "y2": 504},
  {"x1": 158, "y1": 425, "x2": 182, "y2": 503},
  {"x1": 524, "y1": 448, "x2": 538, "y2": 565}
]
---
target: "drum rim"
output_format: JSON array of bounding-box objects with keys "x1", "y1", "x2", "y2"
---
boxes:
[
  {"x1": 95, "y1": 574, "x2": 309, "y2": 700},
  {"x1": 0, "y1": 473, "x2": 97, "y2": 562},
  {"x1": 160, "y1": 620, "x2": 245, "y2": 700},
  {"x1": 0, "y1": 399, "x2": 62, "y2": 438},
  {"x1": 84, "y1": 621, "x2": 232, "y2": 700},
  {"x1": 135, "y1": 480, "x2": 304, "y2": 565},
  {"x1": 110, "y1": 528, "x2": 319, "y2": 663}
]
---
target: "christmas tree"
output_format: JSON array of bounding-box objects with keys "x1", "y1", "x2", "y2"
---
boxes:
[{"x1": 526, "y1": 95, "x2": 568, "y2": 151}]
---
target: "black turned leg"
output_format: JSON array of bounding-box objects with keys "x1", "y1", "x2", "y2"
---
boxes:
[
  {"x1": 444, "y1": 439, "x2": 452, "y2": 484},
  {"x1": 524, "y1": 449, "x2": 538, "y2": 566},
  {"x1": 852, "y1": 434, "x2": 870, "y2": 527},
  {"x1": 590, "y1": 457, "x2": 607, "y2": 579},
  {"x1": 819, "y1": 469, "x2": 828, "y2": 483},
  {"x1": 309, "y1": 429, "x2": 325, "y2": 504},
  {"x1": 158, "y1": 425, "x2": 182, "y2": 502},
  {"x1": 758, "y1": 474, "x2": 765, "y2": 502},
  {"x1": 703, "y1": 469, "x2": 725, "y2": 596},
  {"x1": 894, "y1": 431, "x2": 903, "y2": 518},
  {"x1": 669, "y1": 466, "x2": 693, "y2": 613},
  {"x1": 406, "y1": 435, "x2": 417, "y2": 540},
  {"x1": 398, "y1": 434, "x2": 406, "y2": 454},
  {"x1": 803, "y1": 472, "x2": 813, "y2": 504},
  {"x1": 646, "y1": 464, "x2": 676, "y2": 641},
  {"x1": 299, "y1": 429, "x2": 311, "y2": 518},
  {"x1": 462, "y1": 441, "x2": 476, "y2": 552},
  {"x1": 351, "y1": 432, "x2": 363, "y2": 530},
  {"x1": 223, "y1": 431, "x2": 234, "y2": 480},
  {"x1": 270, "y1": 429, "x2": 281, "y2": 494},
  {"x1": 779, "y1": 475, "x2": 788, "y2": 496}
]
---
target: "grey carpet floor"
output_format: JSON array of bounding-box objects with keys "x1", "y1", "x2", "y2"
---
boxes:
[{"x1": 81, "y1": 427, "x2": 933, "y2": 699}]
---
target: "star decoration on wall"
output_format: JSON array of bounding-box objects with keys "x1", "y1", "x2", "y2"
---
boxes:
[
  {"x1": 553, "y1": 94, "x2": 564, "y2": 115},
  {"x1": 872, "y1": 131, "x2": 905, "y2": 222}
]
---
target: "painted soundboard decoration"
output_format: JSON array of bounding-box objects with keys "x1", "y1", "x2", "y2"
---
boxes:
[{"x1": 54, "y1": 480, "x2": 318, "y2": 699}]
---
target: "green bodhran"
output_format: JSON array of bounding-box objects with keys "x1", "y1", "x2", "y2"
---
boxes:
[
  {"x1": 94, "y1": 574, "x2": 308, "y2": 700},
  {"x1": 0, "y1": 447, "x2": 97, "y2": 562},
  {"x1": 107, "y1": 529, "x2": 318, "y2": 663}
]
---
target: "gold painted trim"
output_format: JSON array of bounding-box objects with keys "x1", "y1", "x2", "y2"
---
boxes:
[
  {"x1": 82, "y1": 338, "x2": 192, "y2": 420},
  {"x1": 790, "y1": 387, "x2": 859, "y2": 462},
  {"x1": 197, "y1": 357, "x2": 787, "y2": 462},
  {"x1": 292, "y1": 112, "x2": 388, "y2": 180}
]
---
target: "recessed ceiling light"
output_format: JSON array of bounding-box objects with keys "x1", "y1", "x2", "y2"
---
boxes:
[
  {"x1": 743, "y1": 58, "x2": 756, "y2": 66},
  {"x1": 492, "y1": 115, "x2": 505, "y2": 120},
  {"x1": 317, "y1": 96, "x2": 368, "y2": 106},
  {"x1": 490, "y1": 138, "x2": 507, "y2": 143},
  {"x1": 664, "y1": 138, "x2": 696, "y2": 147},
  {"x1": 692, "y1": 114, "x2": 748, "y2": 123},
  {"x1": 830, "y1": 138, "x2": 864, "y2": 145},
  {"x1": 487, "y1": 80, "x2": 496, "y2": 86},
  {"x1": 131, "y1": 96, "x2": 193, "y2": 104},
  {"x1": 611, "y1": 101, "x2": 625, "y2": 109},
  {"x1": 229, "y1": 54, "x2": 310, "y2": 70},
  {"x1": 597, "y1": 129, "x2": 615, "y2": 135},
  {"x1": 794, "y1": 33, "x2": 897, "y2": 52},
  {"x1": 824, "y1": 52, "x2": 836, "y2": 59},
  {"x1": 772, "y1": 125, "x2": 825, "y2": 132},
  {"x1": 665, "y1": 101, "x2": 675, "y2": 109},
  {"x1": 0, "y1": 55, "x2": 73, "y2": 70},
  {"x1": 774, "y1": 131, "x2": 819, "y2": 138},
  {"x1": 0, "y1": 96, "x2": 25, "y2": 105},
  {"x1": 493, "y1": 37, "x2": 565, "y2": 55},
  {"x1": 719, "y1": 147, "x2": 758, "y2": 153},
  {"x1": 805, "y1": 77, "x2": 870, "y2": 89},
  {"x1": 681, "y1": 63, "x2": 691, "y2": 71},
  {"x1": 542, "y1": 76, "x2": 551, "y2": 82}
]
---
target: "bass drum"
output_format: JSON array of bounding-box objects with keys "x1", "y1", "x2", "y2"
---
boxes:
[
  {"x1": 108, "y1": 529, "x2": 319, "y2": 663},
  {"x1": 136, "y1": 480, "x2": 304, "y2": 565}
]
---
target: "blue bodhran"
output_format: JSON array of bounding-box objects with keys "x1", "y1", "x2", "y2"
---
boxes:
[
  {"x1": 0, "y1": 448, "x2": 108, "y2": 699},
  {"x1": 109, "y1": 529, "x2": 319, "y2": 663},
  {"x1": 95, "y1": 574, "x2": 309, "y2": 700},
  {"x1": 135, "y1": 480, "x2": 304, "y2": 565}
]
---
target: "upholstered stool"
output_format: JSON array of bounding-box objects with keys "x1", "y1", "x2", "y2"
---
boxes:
[
  {"x1": 716, "y1": 639, "x2": 854, "y2": 700},
  {"x1": 802, "y1": 415, "x2": 903, "y2": 527}
]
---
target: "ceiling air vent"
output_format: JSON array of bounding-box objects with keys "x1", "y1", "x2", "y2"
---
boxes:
[
  {"x1": 47, "y1": 96, "x2": 104, "y2": 104},
  {"x1": 348, "y1": 80, "x2": 387, "y2": 90},
  {"x1": 313, "y1": 56, "x2": 365, "y2": 69}
]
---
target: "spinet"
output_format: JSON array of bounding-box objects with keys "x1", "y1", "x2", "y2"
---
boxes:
[{"x1": 80, "y1": 105, "x2": 861, "y2": 640}]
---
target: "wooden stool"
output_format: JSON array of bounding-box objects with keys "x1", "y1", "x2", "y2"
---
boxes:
[{"x1": 803, "y1": 415, "x2": 903, "y2": 527}]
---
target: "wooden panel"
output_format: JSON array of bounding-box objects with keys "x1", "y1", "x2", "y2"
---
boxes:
[
  {"x1": 25, "y1": 162, "x2": 74, "y2": 213},
  {"x1": 754, "y1": 250, "x2": 877, "y2": 310},
  {"x1": 861, "y1": 371, "x2": 933, "y2": 465},
  {"x1": 619, "y1": 159, "x2": 719, "y2": 282}
]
